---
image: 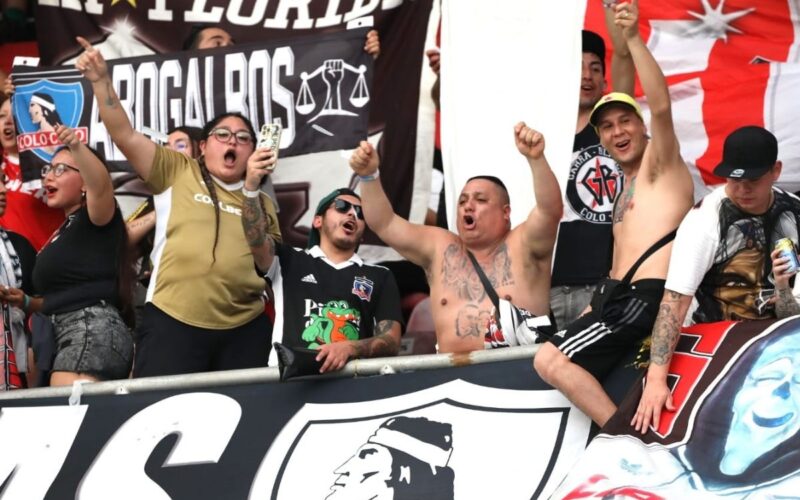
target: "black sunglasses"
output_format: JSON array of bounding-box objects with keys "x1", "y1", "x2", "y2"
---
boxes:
[{"x1": 330, "y1": 199, "x2": 364, "y2": 220}]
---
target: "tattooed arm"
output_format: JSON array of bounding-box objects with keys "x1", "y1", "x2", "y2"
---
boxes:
[
  {"x1": 241, "y1": 196, "x2": 275, "y2": 273},
  {"x1": 772, "y1": 248, "x2": 800, "y2": 318},
  {"x1": 74, "y1": 37, "x2": 156, "y2": 179},
  {"x1": 775, "y1": 287, "x2": 800, "y2": 318},
  {"x1": 241, "y1": 149, "x2": 279, "y2": 272},
  {"x1": 316, "y1": 320, "x2": 402, "y2": 373},
  {"x1": 631, "y1": 289, "x2": 692, "y2": 434}
]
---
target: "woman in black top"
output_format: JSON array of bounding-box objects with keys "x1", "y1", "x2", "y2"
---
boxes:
[{"x1": 29, "y1": 124, "x2": 133, "y2": 386}]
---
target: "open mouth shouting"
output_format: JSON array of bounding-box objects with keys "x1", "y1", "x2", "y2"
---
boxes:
[
  {"x1": 44, "y1": 184, "x2": 58, "y2": 200},
  {"x1": 223, "y1": 148, "x2": 237, "y2": 167},
  {"x1": 614, "y1": 139, "x2": 631, "y2": 154},
  {"x1": 342, "y1": 219, "x2": 357, "y2": 235},
  {"x1": 1, "y1": 125, "x2": 15, "y2": 144},
  {"x1": 462, "y1": 214, "x2": 476, "y2": 230}
]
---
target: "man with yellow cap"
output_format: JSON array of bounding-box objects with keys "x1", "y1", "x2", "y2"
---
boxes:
[{"x1": 533, "y1": 0, "x2": 694, "y2": 427}]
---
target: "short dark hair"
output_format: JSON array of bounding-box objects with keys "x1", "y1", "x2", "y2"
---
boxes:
[
  {"x1": 167, "y1": 125, "x2": 202, "y2": 158},
  {"x1": 182, "y1": 24, "x2": 227, "y2": 51},
  {"x1": 466, "y1": 175, "x2": 510, "y2": 205}
]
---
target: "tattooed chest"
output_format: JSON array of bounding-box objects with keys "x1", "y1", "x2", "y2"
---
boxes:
[
  {"x1": 613, "y1": 175, "x2": 637, "y2": 224},
  {"x1": 440, "y1": 243, "x2": 515, "y2": 302}
]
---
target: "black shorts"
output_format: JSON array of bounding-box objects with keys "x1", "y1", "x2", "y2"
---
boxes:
[{"x1": 549, "y1": 278, "x2": 665, "y2": 381}]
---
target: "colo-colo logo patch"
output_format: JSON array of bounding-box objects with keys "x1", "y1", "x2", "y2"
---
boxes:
[
  {"x1": 13, "y1": 80, "x2": 88, "y2": 163},
  {"x1": 565, "y1": 144, "x2": 621, "y2": 224}
]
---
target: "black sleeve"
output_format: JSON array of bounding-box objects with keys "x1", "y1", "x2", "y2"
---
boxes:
[
  {"x1": 374, "y1": 269, "x2": 404, "y2": 332},
  {"x1": 6, "y1": 231, "x2": 37, "y2": 296}
]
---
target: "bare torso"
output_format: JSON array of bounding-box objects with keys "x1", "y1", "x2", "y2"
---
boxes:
[
  {"x1": 426, "y1": 229, "x2": 552, "y2": 353},
  {"x1": 610, "y1": 146, "x2": 694, "y2": 281}
]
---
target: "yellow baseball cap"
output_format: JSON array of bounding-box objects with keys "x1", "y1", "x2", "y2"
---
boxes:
[{"x1": 589, "y1": 92, "x2": 644, "y2": 129}]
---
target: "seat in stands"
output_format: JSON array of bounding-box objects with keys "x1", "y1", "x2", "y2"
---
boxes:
[{"x1": 400, "y1": 297, "x2": 436, "y2": 355}]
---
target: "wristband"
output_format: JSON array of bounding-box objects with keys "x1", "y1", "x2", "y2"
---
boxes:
[
  {"x1": 358, "y1": 170, "x2": 380, "y2": 182},
  {"x1": 242, "y1": 186, "x2": 260, "y2": 198},
  {"x1": 22, "y1": 294, "x2": 30, "y2": 311}
]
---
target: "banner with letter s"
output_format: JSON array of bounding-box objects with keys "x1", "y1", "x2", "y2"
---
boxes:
[{"x1": 0, "y1": 358, "x2": 591, "y2": 499}]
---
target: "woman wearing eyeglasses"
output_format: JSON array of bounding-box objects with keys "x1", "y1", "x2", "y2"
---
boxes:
[
  {"x1": 31, "y1": 124, "x2": 134, "y2": 386},
  {"x1": 76, "y1": 37, "x2": 281, "y2": 377}
]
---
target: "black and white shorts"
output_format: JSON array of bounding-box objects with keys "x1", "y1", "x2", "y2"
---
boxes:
[{"x1": 549, "y1": 278, "x2": 665, "y2": 381}]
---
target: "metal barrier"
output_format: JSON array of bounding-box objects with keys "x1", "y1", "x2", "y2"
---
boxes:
[{"x1": 0, "y1": 345, "x2": 540, "y2": 401}]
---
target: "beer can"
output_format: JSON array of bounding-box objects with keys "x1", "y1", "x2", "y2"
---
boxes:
[{"x1": 775, "y1": 238, "x2": 800, "y2": 274}]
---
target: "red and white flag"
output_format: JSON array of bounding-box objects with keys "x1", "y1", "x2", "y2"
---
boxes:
[{"x1": 585, "y1": 0, "x2": 800, "y2": 194}]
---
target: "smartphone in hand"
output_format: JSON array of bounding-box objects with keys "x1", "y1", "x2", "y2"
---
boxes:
[{"x1": 257, "y1": 123, "x2": 282, "y2": 172}]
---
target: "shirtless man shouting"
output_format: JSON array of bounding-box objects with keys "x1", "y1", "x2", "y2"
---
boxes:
[
  {"x1": 350, "y1": 123, "x2": 562, "y2": 354},
  {"x1": 533, "y1": 0, "x2": 694, "y2": 427}
]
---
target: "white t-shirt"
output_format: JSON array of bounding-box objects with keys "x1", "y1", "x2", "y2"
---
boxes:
[{"x1": 666, "y1": 186, "x2": 800, "y2": 322}]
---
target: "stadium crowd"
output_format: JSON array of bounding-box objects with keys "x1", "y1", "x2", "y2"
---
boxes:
[{"x1": 1, "y1": 0, "x2": 799, "y2": 439}]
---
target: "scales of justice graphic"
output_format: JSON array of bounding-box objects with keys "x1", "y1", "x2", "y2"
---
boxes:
[{"x1": 296, "y1": 59, "x2": 370, "y2": 136}]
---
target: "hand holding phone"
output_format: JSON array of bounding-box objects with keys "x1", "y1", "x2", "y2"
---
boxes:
[{"x1": 257, "y1": 123, "x2": 282, "y2": 172}]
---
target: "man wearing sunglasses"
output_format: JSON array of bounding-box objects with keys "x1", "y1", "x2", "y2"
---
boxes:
[{"x1": 265, "y1": 188, "x2": 403, "y2": 373}]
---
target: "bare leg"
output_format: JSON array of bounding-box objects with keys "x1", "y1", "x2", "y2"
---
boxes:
[
  {"x1": 50, "y1": 371, "x2": 99, "y2": 387},
  {"x1": 534, "y1": 343, "x2": 617, "y2": 426}
]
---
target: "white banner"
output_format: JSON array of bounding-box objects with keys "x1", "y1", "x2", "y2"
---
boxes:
[{"x1": 441, "y1": 0, "x2": 587, "y2": 228}]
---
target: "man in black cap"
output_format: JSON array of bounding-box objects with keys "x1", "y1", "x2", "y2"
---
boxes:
[
  {"x1": 264, "y1": 188, "x2": 403, "y2": 373},
  {"x1": 632, "y1": 125, "x2": 800, "y2": 433}
]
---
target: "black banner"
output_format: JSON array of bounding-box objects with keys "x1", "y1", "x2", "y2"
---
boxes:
[
  {"x1": 31, "y1": 0, "x2": 433, "y2": 250},
  {"x1": 0, "y1": 359, "x2": 593, "y2": 500},
  {"x1": 11, "y1": 29, "x2": 372, "y2": 175}
]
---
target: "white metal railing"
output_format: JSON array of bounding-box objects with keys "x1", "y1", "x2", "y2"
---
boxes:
[{"x1": 0, "y1": 345, "x2": 540, "y2": 401}]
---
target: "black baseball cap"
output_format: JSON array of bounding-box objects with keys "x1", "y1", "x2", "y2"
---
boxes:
[
  {"x1": 582, "y1": 30, "x2": 606, "y2": 73},
  {"x1": 713, "y1": 126, "x2": 778, "y2": 180},
  {"x1": 307, "y1": 188, "x2": 360, "y2": 248}
]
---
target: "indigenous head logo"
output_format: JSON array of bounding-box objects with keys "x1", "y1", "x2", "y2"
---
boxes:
[
  {"x1": 352, "y1": 276, "x2": 374, "y2": 302},
  {"x1": 566, "y1": 144, "x2": 621, "y2": 224},
  {"x1": 327, "y1": 416, "x2": 454, "y2": 500},
  {"x1": 248, "y1": 379, "x2": 591, "y2": 499},
  {"x1": 13, "y1": 79, "x2": 87, "y2": 163}
]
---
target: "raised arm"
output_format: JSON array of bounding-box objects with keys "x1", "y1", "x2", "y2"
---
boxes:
[
  {"x1": 604, "y1": 1, "x2": 634, "y2": 94},
  {"x1": 241, "y1": 147, "x2": 278, "y2": 273},
  {"x1": 55, "y1": 124, "x2": 116, "y2": 226},
  {"x1": 617, "y1": 1, "x2": 681, "y2": 170},
  {"x1": 75, "y1": 36, "x2": 156, "y2": 180},
  {"x1": 631, "y1": 289, "x2": 692, "y2": 433},
  {"x1": 349, "y1": 141, "x2": 443, "y2": 270},
  {"x1": 513, "y1": 122, "x2": 562, "y2": 261}
]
